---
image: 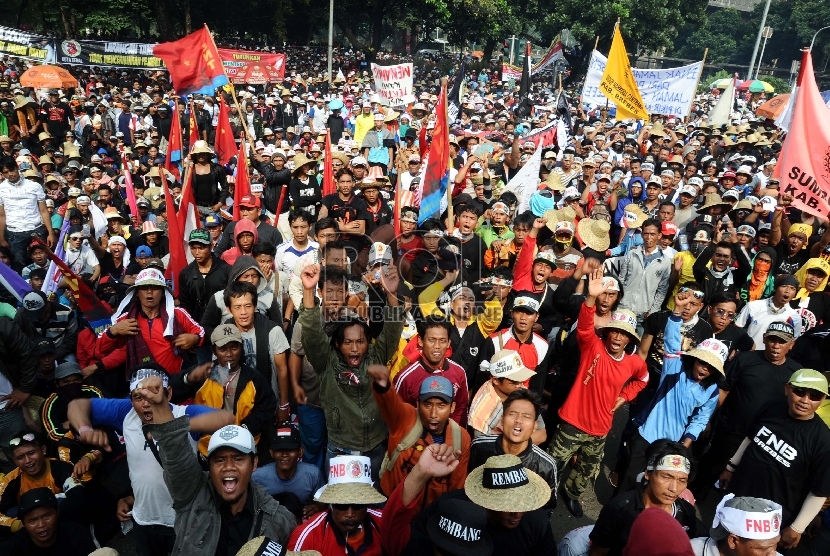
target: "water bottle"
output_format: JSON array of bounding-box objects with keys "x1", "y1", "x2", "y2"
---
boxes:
[{"x1": 678, "y1": 233, "x2": 689, "y2": 252}]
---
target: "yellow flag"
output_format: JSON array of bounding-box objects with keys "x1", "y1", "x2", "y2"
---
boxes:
[{"x1": 599, "y1": 25, "x2": 648, "y2": 120}]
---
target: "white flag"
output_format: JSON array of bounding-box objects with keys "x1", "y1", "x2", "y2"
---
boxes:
[
  {"x1": 504, "y1": 143, "x2": 542, "y2": 213},
  {"x1": 708, "y1": 78, "x2": 735, "y2": 127}
]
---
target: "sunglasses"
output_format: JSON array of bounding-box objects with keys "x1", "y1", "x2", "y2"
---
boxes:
[
  {"x1": 679, "y1": 287, "x2": 704, "y2": 299},
  {"x1": 69, "y1": 236, "x2": 84, "y2": 241},
  {"x1": 332, "y1": 504, "x2": 366, "y2": 511},
  {"x1": 791, "y1": 386, "x2": 825, "y2": 401},
  {"x1": 9, "y1": 433, "x2": 36, "y2": 447},
  {"x1": 713, "y1": 308, "x2": 736, "y2": 319}
]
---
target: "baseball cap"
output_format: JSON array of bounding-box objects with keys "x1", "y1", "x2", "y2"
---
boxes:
[
  {"x1": 367, "y1": 242, "x2": 392, "y2": 267},
  {"x1": 270, "y1": 425, "x2": 302, "y2": 451},
  {"x1": 207, "y1": 425, "x2": 256, "y2": 457},
  {"x1": 239, "y1": 194, "x2": 260, "y2": 208},
  {"x1": 210, "y1": 323, "x2": 243, "y2": 347},
  {"x1": 351, "y1": 156, "x2": 367, "y2": 167},
  {"x1": 488, "y1": 349, "x2": 536, "y2": 382},
  {"x1": 661, "y1": 222, "x2": 678, "y2": 237},
  {"x1": 419, "y1": 375, "x2": 454, "y2": 403},
  {"x1": 788, "y1": 369, "x2": 828, "y2": 396},
  {"x1": 18, "y1": 487, "x2": 58, "y2": 517},
  {"x1": 35, "y1": 338, "x2": 56, "y2": 356},
  {"x1": 426, "y1": 499, "x2": 493, "y2": 556},
  {"x1": 512, "y1": 295, "x2": 540, "y2": 314},
  {"x1": 54, "y1": 361, "x2": 83, "y2": 381},
  {"x1": 736, "y1": 225, "x2": 756, "y2": 237},
  {"x1": 136, "y1": 245, "x2": 152, "y2": 257},
  {"x1": 22, "y1": 290, "x2": 48, "y2": 320},
  {"x1": 204, "y1": 213, "x2": 222, "y2": 227},
  {"x1": 764, "y1": 321, "x2": 795, "y2": 342},
  {"x1": 188, "y1": 229, "x2": 211, "y2": 245}
]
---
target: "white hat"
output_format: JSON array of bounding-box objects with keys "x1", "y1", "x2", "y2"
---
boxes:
[
  {"x1": 207, "y1": 425, "x2": 256, "y2": 457},
  {"x1": 488, "y1": 349, "x2": 536, "y2": 382},
  {"x1": 512, "y1": 295, "x2": 540, "y2": 313},
  {"x1": 711, "y1": 493, "x2": 783, "y2": 541},
  {"x1": 736, "y1": 165, "x2": 753, "y2": 175},
  {"x1": 131, "y1": 268, "x2": 167, "y2": 289}
]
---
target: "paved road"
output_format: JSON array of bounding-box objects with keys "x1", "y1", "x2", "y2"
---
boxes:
[{"x1": 102, "y1": 405, "x2": 818, "y2": 555}]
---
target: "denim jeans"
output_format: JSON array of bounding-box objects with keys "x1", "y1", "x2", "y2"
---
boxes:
[
  {"x1": 296, "y1": 404, "x2": 327, "y2": 473},
  {"x1": 5, "y1": 225, "x2": 47, "y2": 272}
]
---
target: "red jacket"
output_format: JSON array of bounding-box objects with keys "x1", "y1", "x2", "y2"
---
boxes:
[
  {"x1": 559, "y1": 303, "x2": 649, "y2": 436},
  {"x1": 289, "y1": 509, "x2": 383, "y2": 556},
  {"x1": 76, "y1": 327, "x2": 126, "y2": 371},
  {"x1": 512, "y1": 235, "x2": 542, "y2": 293},
  {"x1": 97, "y1": 307, "x2": 203, "y2": 373}
]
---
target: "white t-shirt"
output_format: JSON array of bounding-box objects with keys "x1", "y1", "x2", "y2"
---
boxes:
[
  {"x1": 64, "y1": 245, "x2": 99, "y2": 275},
  {"x1": 0, "y1": 177, "x2": 46, "y2": 232},
  {"x1": 735, "y1": 298, "x2": 803, "y2": 349},
  {"x1": 690, "y1": 537, "x2": 781, "y2": 556}
]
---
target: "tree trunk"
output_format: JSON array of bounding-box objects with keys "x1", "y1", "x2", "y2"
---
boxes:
[
  {"x1": 183, "y1": 0, "x2": 192, "y2": 34},
  {"x1": 58, "y1": 1, "x2": 73, "y2": 37},
  {"x1": 15, "y1": 0, "x2": 26, "y2": 29},
  {"x1": 150, "y1": 0, "x2": 177, "y2": 41},
  {"x1": 410, "y1": 23, "x2": 420, "y2": 54},
  {"x1": 483, "y1": 38, "x2": 497, "y2": 61}
]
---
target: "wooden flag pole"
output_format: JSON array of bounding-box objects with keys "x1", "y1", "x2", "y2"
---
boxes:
[
  {"x1": 228, "y1": 87, "x2": 258, "y2": 145},
  {"x1": 687, "y1": 48, "x2": 709, "y2": 122},
  {"x1": 441, "y1": 77, "x2": 454, "y2": 235}
]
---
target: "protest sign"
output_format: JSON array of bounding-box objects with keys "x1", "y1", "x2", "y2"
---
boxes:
[
  {"x1": 57, "y1": 39, "x2": 162, "y2": 69},
  {"x1": 0, "y1": 26, "x2": 49, "y2": 61},
  {"x1": 583, "y1": 50, "x2": 703, "y2": 118},
  {"x1": 219, "y1": 49, "x2": 286, "y2": 82},
  {"x1": 371, "y1": 63, "x2": 415, "y2": 105},
  {"x1": 501, "y1": 63, "x2": 522, "y2": 82}
]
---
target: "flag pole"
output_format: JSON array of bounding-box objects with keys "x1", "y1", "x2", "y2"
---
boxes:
[
  {"x1": 688, "y1": 48, "x2": 708, "y2": 121},
  {"x1": 441, "y1": 77, "x2": 454, "y2": 235}
]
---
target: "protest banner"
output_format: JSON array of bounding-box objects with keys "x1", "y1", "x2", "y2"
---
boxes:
[
  {"x1": 0, "y1": 26, "x2": 49, "y2": 61},
  {"x1": 56, "y1": 39, "x2": 162, "y2": 68},
  {"x1": 371, "y1": 62, "x2": 415, "y2": 105},
  {"x1": 501, "y1": 63, "x2": 522, "y2": 82},
  {"x1": 599, "y1": 25, "x2": 648, "y2": 120},
  {"x1": 583, "y1": 50, "x2": 703, "y2": 118},
  {"x1": 219, "y1": 49, "x2": 286, "y2": 82}
]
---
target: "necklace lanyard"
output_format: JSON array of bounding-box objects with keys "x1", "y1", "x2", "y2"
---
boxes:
[{"x1": 224, "y1": 368, "x2": 240, "y2": 392}]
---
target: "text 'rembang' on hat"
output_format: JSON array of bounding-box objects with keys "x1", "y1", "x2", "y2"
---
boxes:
[
  {"x1": 207, "y1": 424, "x2": 256, "y2": 457},
  {"x1": 788, "y1": 369, "x2": 829, "y2": 396},
  {"x1": 419, "y1": 375, "x2": 454, "y2": 403},
  {"x1": 763, "y1": 321, "x2": 794, "y2": 342},
  {"x1": 211, "y1": 323, "x2": 243, "y2": 347},
  {"x1": 488, "y1": 349, "x2": 536, "y2": 382},
  {"x1": 426, "y1": 499, "x2": 493, "y2": 556},
  {"x1": 464, "y1": 454, "x2": 550, "y2": 512},
  {"x1": 315, "y1": 455, "x2": 387, "y2": 505}
]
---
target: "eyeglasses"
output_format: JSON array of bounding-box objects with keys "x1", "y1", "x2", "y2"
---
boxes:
[
  {"x1": 9, "y1": 433, "x2": 36, "y2": 447},
  {"x1": 69, "y1": 236, "x2": 84, "y2": 241},
  {"x1": 332, "y1": 504, "x2": 366, "y2": 511},
  {"x1": 713, "y1": 308, "x2": 736, "y2": 319},
  {"x1": 791, "y1": 386, "x2": 825, "y2": 401},
  {"x1": 679, "y1": 287, "x2": 704, "y2": 299}
]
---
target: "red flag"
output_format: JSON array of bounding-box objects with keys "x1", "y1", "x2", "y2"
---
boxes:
[
  {"x1": 393, "y1": 178, "x2": 402, "y2": 238},
  {"x1": 323, "y1": 130, "x2": 335, "y2": 197},
  {"x1": 178, "y1": 169, "x2": 200, "y2": 263},
  {"x1": 775, "y1": 49, "x2": 830, "y2": 218},
  {"x1": 188, "y1": 103, "x2": 200, "y2": 147},
  {"x1": 419, "y1": 84, "x2": 450, "y2": 223},
  {"x1": 165, "y1": 102, "x2": 183, "y2": 182},
  {"x1": 162, "y1": 177, "x2": 187, "y2": 297},
  {"x1": 214, "y1": 98, "x2": 237, "y2": 165},
  {"x1": 39, "y1": 241, "x2": 113, "y2": 332},
  {"x1": 152, "y1": 26, "x2": 229, "y2": 96},
  {"x1": 121, "y1": 163, "x2": 140, "y2": 227},
  {"x1": 233, "y1": 142, "x2": 251, "y2": 220}
]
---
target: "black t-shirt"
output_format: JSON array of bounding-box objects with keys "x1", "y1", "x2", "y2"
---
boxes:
[
  {"x1": 642, "y1": 311, "x2": 713, "y2": 376},
  {"x1": 216, "y1": 489, "x2": 255, "y2": 556},
  {"x1": 320, "y1": 193, "x2": 370, "y2": 251},
  {"x1": 1, "y1": 520, "x2": 97, "y2": 556},
  {"x1": 98, "y1": 252, "x2": 126, "y2": 281},
  {"x1": 714, "y1": 323, "x2": 755, "y2": 356},
  {"x1": 590, "y1": 484, "x2": 698, "y2": 555},
  {"x1": 718, "y1": 351, "x2": 802, "y2": 436},
  {"x1": 289, "y1": 177, "x2": 322, "y2": 216},
  {"x1": 774, "y1": 242, "x2": 810, "y2": 275},
  {"x1": 730, "y1": 398, "x2": 830, "y2": 524}
]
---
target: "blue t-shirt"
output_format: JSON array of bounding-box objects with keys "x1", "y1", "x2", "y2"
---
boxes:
[{"x1": 251, "y1": 461, "x2": 325, "y2": 504}]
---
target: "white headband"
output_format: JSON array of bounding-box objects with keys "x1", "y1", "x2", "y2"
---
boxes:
[
  {"x1": 713, "y1": 494, "x2": 783, "y2": 540},
  {"x1": 652, "y1": 454, "x2": 691, "y2": 474},
  {"x1": 129, "y1": 368, "x2": 169, "y2": 392}
]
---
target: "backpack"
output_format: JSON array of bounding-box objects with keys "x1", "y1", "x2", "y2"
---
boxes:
[{"x1": 380, "y1": 417, "x2": 463, "y2": 478}]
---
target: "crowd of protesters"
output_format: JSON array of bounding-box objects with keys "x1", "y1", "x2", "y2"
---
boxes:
[{"x1": 0, "y1": 41, "x2": 827, "y2": 556}]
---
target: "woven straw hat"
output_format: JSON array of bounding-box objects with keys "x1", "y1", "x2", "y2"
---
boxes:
[
  {"x1": 620, "y1": 204, "x2": 648, "y2": 229},
  {"x1": 235, "y1": 537, "x2": 321, "y2": 556},
  {"x1": 699, "y1": 193, "x2": 731, "y2": 212},
  {"x1": 542, "y1": 172, "x2": 564, "y2": 191},
  {"x1": 544, "y1": 206, "x2": 576, "y2": 233},
  {"x1": 684, "y1": 337, "x2": 728, "y2": 375},
  {"x1": 189, "y1": 140, "x2": 213, "y2": 157},
  {"x1": 598, "y1": 309, "x2": 640, "y2": 341},
  {"x1": 314, "y1": 455, "x2": 386, "y2": 505},
  {"x1": 464, "y1": 454, "x2": 550, "y2": 513},
  {"x1": 578, "y1": 217, "x2": 611, "y2": 251},
  {"x1": 292, "y1": 153, "x2": 314, "y2": 175}
]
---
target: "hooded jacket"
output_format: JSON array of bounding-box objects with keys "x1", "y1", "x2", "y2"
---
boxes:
[
  {"x1": 220, "y1": 218, "x2": 258, "y2": 266},
  {"x1": 177, "y1": 255, "x2": 231, "y2": 322},
  {"x1": 739, "y1": 245, "x2": 777, "y2": 303},
  {"x1": 614, "y1": 177, "x2": 647, "y2": 227},
  {"x1": 200, "y1": 255, "x2": 282, "y2": 338}
]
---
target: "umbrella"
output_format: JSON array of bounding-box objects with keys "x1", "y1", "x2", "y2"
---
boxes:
[
  {"x1": 709, "y1": 78, "x2": 736, "y2": 90},
  {"x1": 756, "y1": 94, "x2": 789, "y2": 119},
  {"x1": 737, "y1": 79, "x2": 774, "y2": 93},
  {"x1": 231, "y1": 64, "x2": 281, "y2": 85},
  {"x1": 19, "y1": 65, "x2": 78, "y2": 89},
  {"x1": 471, "y1": 51, "x2": 485, "y2": 59}
]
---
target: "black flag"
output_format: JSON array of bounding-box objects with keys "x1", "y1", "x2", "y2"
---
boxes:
[
  {"x1": 556, "y1": 90, "x2": 573, "y2": 132},
  {"x1": 447, "y1": 56, "x2": 467, "y2": 124},
  {"x1": 514, "y1": 42, "x2": 533, "y2": 120}
]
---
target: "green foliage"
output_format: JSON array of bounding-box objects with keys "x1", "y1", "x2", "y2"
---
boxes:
[
  {"x1": 699, "y1": 68, "x2": 730, "y2": 92},
  {"x1": 763, "y1": 75, "x2": 791, "y2": 94}
]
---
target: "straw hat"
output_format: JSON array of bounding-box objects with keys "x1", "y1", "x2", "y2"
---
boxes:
[
  {"x1": 235, "y1": 537, "x2": 321, "y2": 556},
  {"x1": 544, "y1": 206, "x2": 576, "y2": 233},
  {"x1": 578, "y1": 218, "x2": 611, "y2": 251},
  {"x1": 38, "y1": 154, "x2": 54, "y2": 166},
  {"x1": 620, "y1": 204, "x2": 648, "y2": 229},
  {"x1": 383, "y1": 110, "x2": 399, "y2": 123},
  {"x1": 598, "y1": 309, "x2": 641, "y2": 341},
  {"x1": 542, "y1": 172, "x2": 564, "y2": 191},
  {"x1": 292, "y1": 153, "x2": 313, "y2": 175},
  {"x1": 189, "y1": 140, "x2": 213, "y2": 157},
  {"x1": 128, "y1": 268, "x2": 167, "y2": 290},
  {"x1": 722, "y1": 136, "x2": 736, "y2": 147},
  {"x1": 13, "y1": 95, "x2": 33, "y2": 109},
  {"x1": 314, "y1": 455, "x2": 386, "y2": 505},
  {"x1": 366, "y1": 165, "x2": 389, "y2": 184},
  {"x1": 698, "y1": 193, "x2": 731, "y2": 212},
  {"x1": 464, "y1": 454, "x2": 550, "y2": 513},
  {"x1": 331, "y1": 151, "x2": 349, "y2": 166},
  {"x1": 103, "y1": 206, "x2": 127, "y2": 222},
  {"x1": 684, "y1": 337, "x2": 728, "y2": 375},
  {"x1": 725, "y1": 125, "x2": 739, "y2": 135},
  {"x1": 141, "y1": 221, "x2": 162, "y2": 235},
  {"x1": 649, "y1": 122, "x2": 667, "y2": 138}
]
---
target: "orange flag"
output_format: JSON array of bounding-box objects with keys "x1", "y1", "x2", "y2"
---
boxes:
[
  {"x1": 323, "y1": 130, "x2": 335, "y2": 197},
  {"x1": 776, "y1": 49, "x2": 830, "y2": 218}
]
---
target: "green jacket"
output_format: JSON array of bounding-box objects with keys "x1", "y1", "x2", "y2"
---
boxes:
[{"x1": 299, "y1": 302, "x2": 403, "y2": 451}]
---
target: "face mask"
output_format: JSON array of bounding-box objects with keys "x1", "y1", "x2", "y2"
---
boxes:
[
  {"x1": 58, "y1": 382, "x2": 83, "y2": 401},
  {"x1": 691, "y1": 241, "x2": 708, "y2": 257},
  {"x1": 754, "y1": 259, "x2": 772, "y2": 274}
]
